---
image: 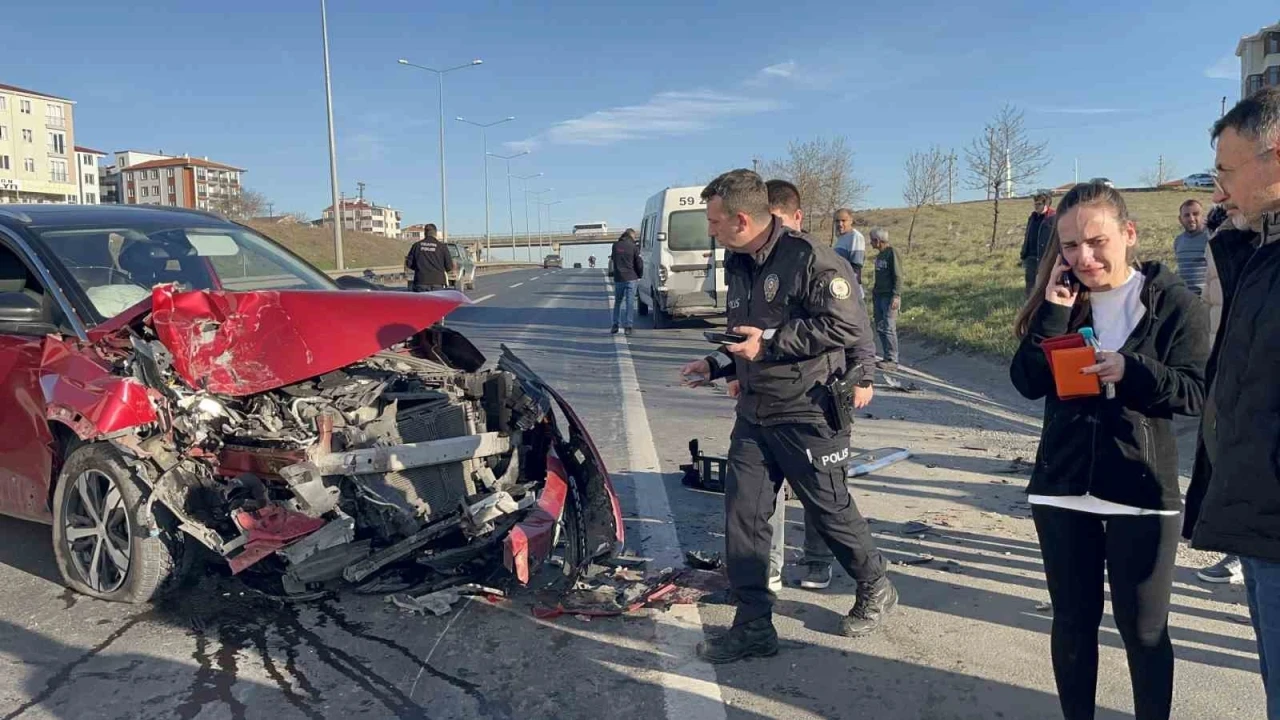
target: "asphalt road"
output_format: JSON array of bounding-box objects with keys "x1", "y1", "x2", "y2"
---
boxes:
[{"x1": 0, "y1": 268, "x2": 1267, "y2": 719}]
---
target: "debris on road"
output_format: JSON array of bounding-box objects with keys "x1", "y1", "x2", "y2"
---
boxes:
[
  {"x1": 685, "y1": 550, "x2": 724, "y2": 570},
  {"x1": 1034, "y1": 601, "x2": 1053, "y2": 613},
  {"x1": 893, "y1": 553, "x2": 935, "y2": 566},
  {"x1": 533, "y1": 567, "x2": 729, "y2": 619},
  {"x1": 680, "y1": 439, "x2": 728, "y2": 492},
  {"x1": 387, "y1": 583, "x2": 506, "y2": 616},
  {"x1": 902, "y1": 520, "x2": 933, "y2": 535},
  {"x1": 846, "y1": 447, "x2": 913, "y2": 478},
  {"x1": 995, "y1": 457, "x2": 1035, "y2": 475}
]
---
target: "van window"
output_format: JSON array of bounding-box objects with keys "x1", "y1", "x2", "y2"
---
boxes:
[{"x1": 666, "y1": 210, "x2": 711, "y2": 251}]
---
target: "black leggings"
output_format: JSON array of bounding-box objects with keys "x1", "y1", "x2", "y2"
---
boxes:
[{"x1": 1032, "y1": 505, "x2": 1180, "y2": 720}]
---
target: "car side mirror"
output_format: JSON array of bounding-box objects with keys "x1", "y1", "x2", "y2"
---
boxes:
[
  {"x1": 0, "y1": 292, "x2": 56, "y2": 336},
  {"x1": 334, "y1": 274, "x2": 380, "y2": 291}
]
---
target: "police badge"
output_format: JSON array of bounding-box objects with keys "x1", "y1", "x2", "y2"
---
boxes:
[
  {"x1": 830, "y1": 277, "x2": 852, "y2": 300},
  {"x1": 763, "y1": 274, "x2": 780, "y2": 302}
]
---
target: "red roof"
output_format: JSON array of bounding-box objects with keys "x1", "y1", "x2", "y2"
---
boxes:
[
  {"x1": 74, "y1": 146, "x2": 107, "y2": 156},
  {"x1": 0, "y1": 82, "x2": 72, "y2": 102},
  {"x1": 124, "y1": 157, "x2": 245, "y2": 172}
]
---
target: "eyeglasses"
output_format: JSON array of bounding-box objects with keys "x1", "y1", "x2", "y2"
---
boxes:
[{"x1": 1210, "y1": 147, "x2": 1277, "y2": 190}]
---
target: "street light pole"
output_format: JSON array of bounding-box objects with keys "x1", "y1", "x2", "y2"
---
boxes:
[
  {"x1": 512, "y1": 173, "x2": 541, "y2": 262},
  {"x1": 540, "y1": 199, "x2": 562, "y2": 258},
  {"x1": 529, "y1": 188, "x2": 551, "y2": 255},
  {"x1": 398, "y1": 57, "x2": 482, "y2": 242},
  {"x1": 320, "y1": 0, "x2": 343, "y2": 269},
  {"x1": 459, "y1": 117, "x2": 514, "y2": 261},
  {"x1": 489, "y1": 152, "x2": 529, "y2": 256}
]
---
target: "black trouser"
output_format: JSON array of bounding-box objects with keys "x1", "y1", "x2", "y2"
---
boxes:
[
  {"x1": 1032, "y1": 505, "x2": 1180, "y2": 720},
  {"x1": 410, "y1": 283, "x2": 447, "y2": 292},
  {"x1": 725, "y1": 417, "x2": 885, "y2": 626}
]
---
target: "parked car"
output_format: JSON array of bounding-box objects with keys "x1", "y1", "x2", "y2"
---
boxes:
[
  {"x1": 446, "y1": 242, "x2": 476, "y2": 290},
  {"x1": 573, "y1": 262, "x2": 582, "y2": 269},
  {"x1": 543, "y1": 254, "x2": 562, "y2": 269},
  {"x1": 0, "y1": 204, "x2": 623, "y2": 603},
  {"x1": 1184, "y1": 173, "x2": 1215, "y2": 189}
]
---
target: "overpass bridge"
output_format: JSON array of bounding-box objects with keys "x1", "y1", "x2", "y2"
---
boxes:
[{"x1": 445, "y1": 231, "x2": 617, "y2": 257}]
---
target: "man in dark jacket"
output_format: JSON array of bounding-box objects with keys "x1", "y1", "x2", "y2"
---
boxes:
[
  {"x1": 680, "y1": 169, "x2": 895, "y2": 663},
  {"x1": 869, "y1": 227, "x2": 903, "y2": 370},
  {"x1": 609, "y1": 228, "x2": 643, "y2": 335},
  {"x1": 1019, "y1": 190, "x2": 1056, "y2": 296},
  {"x1": 404, "y1": 224, "x2": 454, "y2": 292},
  {"x1": 1184, "y1": 87, "x2": 1280, "y2": 717}
]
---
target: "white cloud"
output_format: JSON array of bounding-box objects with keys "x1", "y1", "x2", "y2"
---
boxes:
[
  {"x1": 506, "y1": 90, "x2": 780, "y2": 151},
  {"x1": 1204, "y1": 55, "x2": 1238, "y2": 80},
  {"x1": 1033, "y1": 107, "x2": 1131, "y2": 115}
]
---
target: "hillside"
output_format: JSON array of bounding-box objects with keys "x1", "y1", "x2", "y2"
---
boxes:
[
  {"x1": 243, "y1": 220, "x2": 409, "y2": 271},
  {"x1": 854, "y1": 187, "x2": 1216, "y2": 359}
]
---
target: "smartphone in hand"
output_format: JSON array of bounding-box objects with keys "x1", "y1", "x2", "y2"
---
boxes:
[
  {"x1": 704, "y1": 331, "x2": 748, "y2": 344},
  {"x1": 1057, "y1": 256, "x2": 1079, "y2": 291}
]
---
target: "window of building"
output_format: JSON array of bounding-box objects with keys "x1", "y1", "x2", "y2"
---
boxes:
[
  {"x1": 86, "y1": 193, "x2": 96, "y2": 204},
  {"x1": 49, "y1": 158, "x2": 68, "y2": 183},
  {"x1": 1269, "y1": 65, "x2": 1280, "y2": 88},
  {"x1": 24, "y1": 158, "x2": 35, "y2": 173},
  {"x1": 0, "y1": 155, "x2": 8, "y2": 170},
  {"x1": 0, "y1": 126, "x2": 6, "y2": 141},
  {"x1": 22, "y1": 129, "x2": 33, "y2": 143},
  {"x1": 0, "y1": 97, "x2": 6, "y2": 111},
  {"x1": 1249, "y1": 74, "x2": 1266, "y2": 95},
  {"x1": 47, "y1": 132, "x2": 65, "y2": 155},
  {"x1": 128, "y1": 186, "x2": 136, "y2": 197},
  {"x1": 1268, "y1": 32, "x2": 1280, "y2": 56},
  {"x1": 45, "y1": 104, "x2": 65, "y2": 128},
  {"x1": 19, "y1": 99, "x2": 31, "y2": 114},
  {"x1": 167, "y1": 168, "x2": 175, "y2": 177},
  {"x1": 150, "y1": 169, "x2": 158, "y2": 179},
  {"x1": 83, "y1": 173, "x2": 95, "y2": 186},
  {"x1": 198, "y1": 183, "x2": 207, "y2": 195},
  {"x1": 142, "y1": 186, "x2": 149, "y2": 197}
]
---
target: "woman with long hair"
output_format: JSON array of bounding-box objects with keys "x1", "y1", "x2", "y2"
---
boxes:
[{"x1": 1010, "y1": 182, "x2": 1209, "y2": 719}]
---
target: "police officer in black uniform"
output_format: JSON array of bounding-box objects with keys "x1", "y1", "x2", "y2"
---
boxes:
[
  {"x1": 681, "y1": 169, "x2": 896, "y2": 663},
  {"x1": 404, "y1": 223, "x2": 455, "y2": 292}
]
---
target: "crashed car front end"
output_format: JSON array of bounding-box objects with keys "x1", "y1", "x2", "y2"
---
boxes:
[{"x1": 46, "y1": 285, "x2": 623, "y2": 597}]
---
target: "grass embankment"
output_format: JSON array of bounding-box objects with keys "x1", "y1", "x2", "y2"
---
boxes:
[
  {"x1": 243, "y1": 220, "x2": 408, "y2": 271},
  {"x1": 856, "y1": 188, "x2": 1215, "y2": 358}
]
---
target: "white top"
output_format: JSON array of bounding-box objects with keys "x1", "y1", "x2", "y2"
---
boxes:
[{"x1": 1029, "y1": 269, "x2": 1178, "y2": 516}]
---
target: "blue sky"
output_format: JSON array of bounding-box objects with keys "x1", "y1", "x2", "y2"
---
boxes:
[{"x1": 5, "y1": 0, "x2": 1276, "y2": 257}]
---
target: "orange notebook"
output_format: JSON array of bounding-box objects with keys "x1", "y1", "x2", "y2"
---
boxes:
[{"x1": 1050, "y1": 346, "x2": 1102, "y2": 399}]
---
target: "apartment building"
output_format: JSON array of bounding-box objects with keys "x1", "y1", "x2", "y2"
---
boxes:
[
  {"x1": 402, "y1": 224, "x2": 428, "y2": 242},
  {"x1": 0, "y1": 82, "x2": 80, "y2": 204},
  {"x1": 120, "y1": 155, "x2": 245, "y2": 211},
  {"x1": 75, "y1": 146, "x2": 106, "y2": 204},
  {"x1": 321, "y1": 199, "x2": 402, "y2": 238},
  {"x1": 1239, "y1": 19, "x2": 1280, "y2": 98}
]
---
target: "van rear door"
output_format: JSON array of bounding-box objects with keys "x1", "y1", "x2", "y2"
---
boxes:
[{"x1": 665, "y1": 207, "x2": 721, "y2": 310}]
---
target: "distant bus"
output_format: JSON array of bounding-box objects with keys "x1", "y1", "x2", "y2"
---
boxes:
[{"x1": 572, "y1": 222, "x2": 608, "y2": 236}]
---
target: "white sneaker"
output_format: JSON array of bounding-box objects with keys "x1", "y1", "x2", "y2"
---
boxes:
[{"x1": 768, "y1": 574, "x2": 783, "y2": 592}]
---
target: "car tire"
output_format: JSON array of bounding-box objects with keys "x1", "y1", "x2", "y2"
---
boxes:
[
  {"x1": 52, "y1": 443, "x2": 185, "y2": 604},
  {"x1": 637, "y1": 295, "x2": 649, "y2": 316},
  {"x1": 653, "y1": 302, "x2": 669, "y2": 329}
]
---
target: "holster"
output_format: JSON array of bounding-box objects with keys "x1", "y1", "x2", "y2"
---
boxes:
[{"x1": 824, "y1": 371, "x2": 858, "y2": 432}]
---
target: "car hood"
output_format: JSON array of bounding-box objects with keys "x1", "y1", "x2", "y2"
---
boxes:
[{"x1": 136, "y1": 286, "x2": 470, "y2": 396}]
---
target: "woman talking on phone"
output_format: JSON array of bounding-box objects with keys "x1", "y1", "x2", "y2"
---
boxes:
[{"x1": 1010, "y1": 182, "x2": 1208, "y2": 720}]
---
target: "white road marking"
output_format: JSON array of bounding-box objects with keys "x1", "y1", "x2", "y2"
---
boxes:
[
  {"x1": 510, "y1": 282, "x2": 524, "y2": 288},
  {"x1": 605, "y1": 278, "x2": 727, "y2": 720},
  {"x1": 471, "y1": 294, "x2": 495, "y2": 303}
]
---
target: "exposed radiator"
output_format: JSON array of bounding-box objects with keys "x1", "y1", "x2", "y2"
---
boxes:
[{"x1": 362, "y1": 399, "x2": 478, "y2": 520}]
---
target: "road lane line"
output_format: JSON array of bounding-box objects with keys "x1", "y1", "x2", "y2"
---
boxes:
[
  {"x1": 510, "y1": 282, "x2": 524, "y2": 288},
  {"x1": 471, "y1": 294, "x2": 495, "y2": 304},
  {"x1": 605, "y1": 278, "x2": 727, "y2": 720}
]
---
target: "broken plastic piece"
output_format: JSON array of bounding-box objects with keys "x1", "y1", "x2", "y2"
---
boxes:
[
  {"x1": 228, "y1": 506, "x2": 327, "y2": 574},
  {"x1": 684, "y1": 550, "x2": 724, "y2": 570},
  {"x1": 846, "y1": 447, "x2": 912, "y2": 478},
  {"x1": 902, "y1": 520, "x2": 932, "y2": 535}
]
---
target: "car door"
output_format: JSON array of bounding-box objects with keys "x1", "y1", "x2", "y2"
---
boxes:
[{"x1": 0, "y1": 239, "x2": 61, "y2": 522}]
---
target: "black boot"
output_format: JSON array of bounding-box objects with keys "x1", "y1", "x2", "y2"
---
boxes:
[
  {"x1": 696, "y1": 617, "x2": 778, "y2": 664},
  {"x1": 839, "y1": 576, "x2": 898, "y2": 637},
  {"x1": 610, "y1": 324, "x2": 620, "y2": 334}
]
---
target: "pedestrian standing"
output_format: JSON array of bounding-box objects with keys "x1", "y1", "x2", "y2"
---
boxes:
[
  {"x1": 832, "y1": 208, "x2": 866, "y2": 296},
  {"x1": 1183, "y1": 87, "x2": 1280, "y2": 719},
  {"x1": 1173, "y1": 199, "x2": 1210, "y2": 296},
  {"x1": 608, "y1": 228, "x2": 643, "y2": 336},
  {"x1": 1010, "y1": 181, "x2": 1209, "y2": 720},
  {"x1": 869, "y1": 228, "x2": 902, "y2": 371},
  {"x1": 404, "y1": 223, "x2": 454, "y2": 292},
  {"x1": 680, "y1": 169, "x2": 896, "y2": 663},
  {"x1": 758, "y1": 179, "x2": 877, "y2": 593},
  {"x1": 1020, "y1": 190, "x2": 1057, "y2": 296}
]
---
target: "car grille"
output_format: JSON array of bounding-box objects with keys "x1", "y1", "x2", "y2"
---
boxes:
[{"x1": 363, "y1": 400, "x2": 478, "y2": 521}]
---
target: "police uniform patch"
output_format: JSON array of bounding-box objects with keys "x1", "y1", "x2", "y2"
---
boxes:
[
  {"x1": 763, "y1": 274, "x2": 780, "y2": 302},
  {"x1": 830, "y1": 277, "x2": 852, "y2": 300}
]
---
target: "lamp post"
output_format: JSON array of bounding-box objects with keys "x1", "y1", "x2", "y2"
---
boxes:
[
  {"x1": 512, "y1": 173, "x2": 542, "y2": 261},
  {"x1": 527, "y1": 188, "x2": 551, "y2": 260},
  {"x1": 540, "y1": 199, "x2": 562, "y2": 258},
  {"x1": 487, "y1": 151, "x2": 529, "y2": 260},
  {"x1": 319, "y1": 0, "x2": 343, "y2": 269},
  {"x1": 458, "y1": 116, "x2": 514, "y2": 261},
  {"x1": 397, "y1": 57, "x2": 482, "y2": 241}
]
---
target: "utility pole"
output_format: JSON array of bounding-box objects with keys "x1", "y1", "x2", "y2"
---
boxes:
[
  {"x1": 356, "y1": 181, "x2": 365, "y2": 201},
  {"x1": 947, "y1": 151, "x2": 955, "y2": 204},
  {"x1": 320, "y1": 0, "x2": 343, "y2": 269},
  {"x1": 267, "y1": 201, "x2": 274, "y2": 218},
  {"x1": 1222, "y1": 96, "x2": 1227, "y2": 117},
  {"x1": 1157, "y1": 155, "x2": 1164, "y2": 185},
  {"x1": 752, "y1": 157, "x2": 759, "y2": 173}
]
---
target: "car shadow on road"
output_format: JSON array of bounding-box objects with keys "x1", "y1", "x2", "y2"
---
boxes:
[{"x1": 0, "y1": 516, "x2": 62, "y2": 584}]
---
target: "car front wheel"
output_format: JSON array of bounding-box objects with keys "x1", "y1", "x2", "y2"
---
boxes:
[{"x1": 52, "y1": 443, "x2": 185, "y2": 604}]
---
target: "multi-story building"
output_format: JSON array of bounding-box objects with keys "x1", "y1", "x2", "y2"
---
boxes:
[
  {"x1": 75, "y1": 146, "x2": 106, "y2": 204},
  {"x1": 98, "y1": 150, "x2": 171, "y2": 204},
  {"x1": 0, "y1": 83, "x2": 80, "y2": 204},
  {"x1": 401, "y1": 224, "x2": 428, "y2": 242},
  {"x1": 321, "y1": 199, "x2": 402, "y2": 238},
  {"x1": 120, "y1": 155, "x2": 245, "y2": 211},
  {"x1": 1239, "y1": 19, "x2": 1280, "y2": 98}
]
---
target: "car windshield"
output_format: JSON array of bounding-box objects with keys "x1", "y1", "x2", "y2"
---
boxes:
[{"x1": 33, "y1": 222, "x2": 336, "y2": 323}]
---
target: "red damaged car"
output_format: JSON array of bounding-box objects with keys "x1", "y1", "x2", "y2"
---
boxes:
[{"x1": 0, "y1": 204, "x2": 623, "y2": 603}]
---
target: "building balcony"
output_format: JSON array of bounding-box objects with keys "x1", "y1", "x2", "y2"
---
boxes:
[
  {"x1": 45, "y1": 117, "x2": 66, "y2": 130},
  {"x1": 49, "y1": 174, "x2": 69, "y2": 184}
]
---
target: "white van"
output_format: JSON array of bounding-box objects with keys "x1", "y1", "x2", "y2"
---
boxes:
[{"x1": 635, "y1": 186, "x2": 726, "y2": 328}]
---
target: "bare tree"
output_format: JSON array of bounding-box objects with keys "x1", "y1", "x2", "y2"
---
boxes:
[
  {"x1": 763, "y1": 136, "x2": 869, "y2": 240},
  {"x1": 209, "y1": 188, "x2": 269, "y2": 221},
  {"x1": 964, "y1": 104, "x2": 1051, "y2": 250},
  {"x1": 1139, "y1": 156, "x2": 1179, "y2": 187},
  {"x1": 902, "y1": 145, "x2": 949, "y2": 253}
]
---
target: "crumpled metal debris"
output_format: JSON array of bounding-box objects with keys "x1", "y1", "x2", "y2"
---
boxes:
[
  {"x1": 386, "y1": 583, "x2": 506, "y2": 616},
  {"x1": 684, "y1": 550, "x2": 724, "y2": 570}
]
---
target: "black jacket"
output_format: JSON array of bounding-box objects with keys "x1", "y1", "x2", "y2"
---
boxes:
[
  {"x1": 705, "y1": 218, "x2": 876, "y2": 426},
  {"x1": 1009, "y1": 262, "x2": 1208, "y2": 510},
  {"x1": 405, "y1": 238, "x2": 454, "y2": 288},
  {"x1": 1020, "y1": 209, "x2": 1056, "y2": 265},
  {"x1": 871, "y1": 246, "x2": 903, "y2": 297},
  {"x1": 1185, "y1": 212, "x2": 1280, "y2": 559},
  {"x1": 609, "y1": 237, "x2": 644, "y2": 282}
]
